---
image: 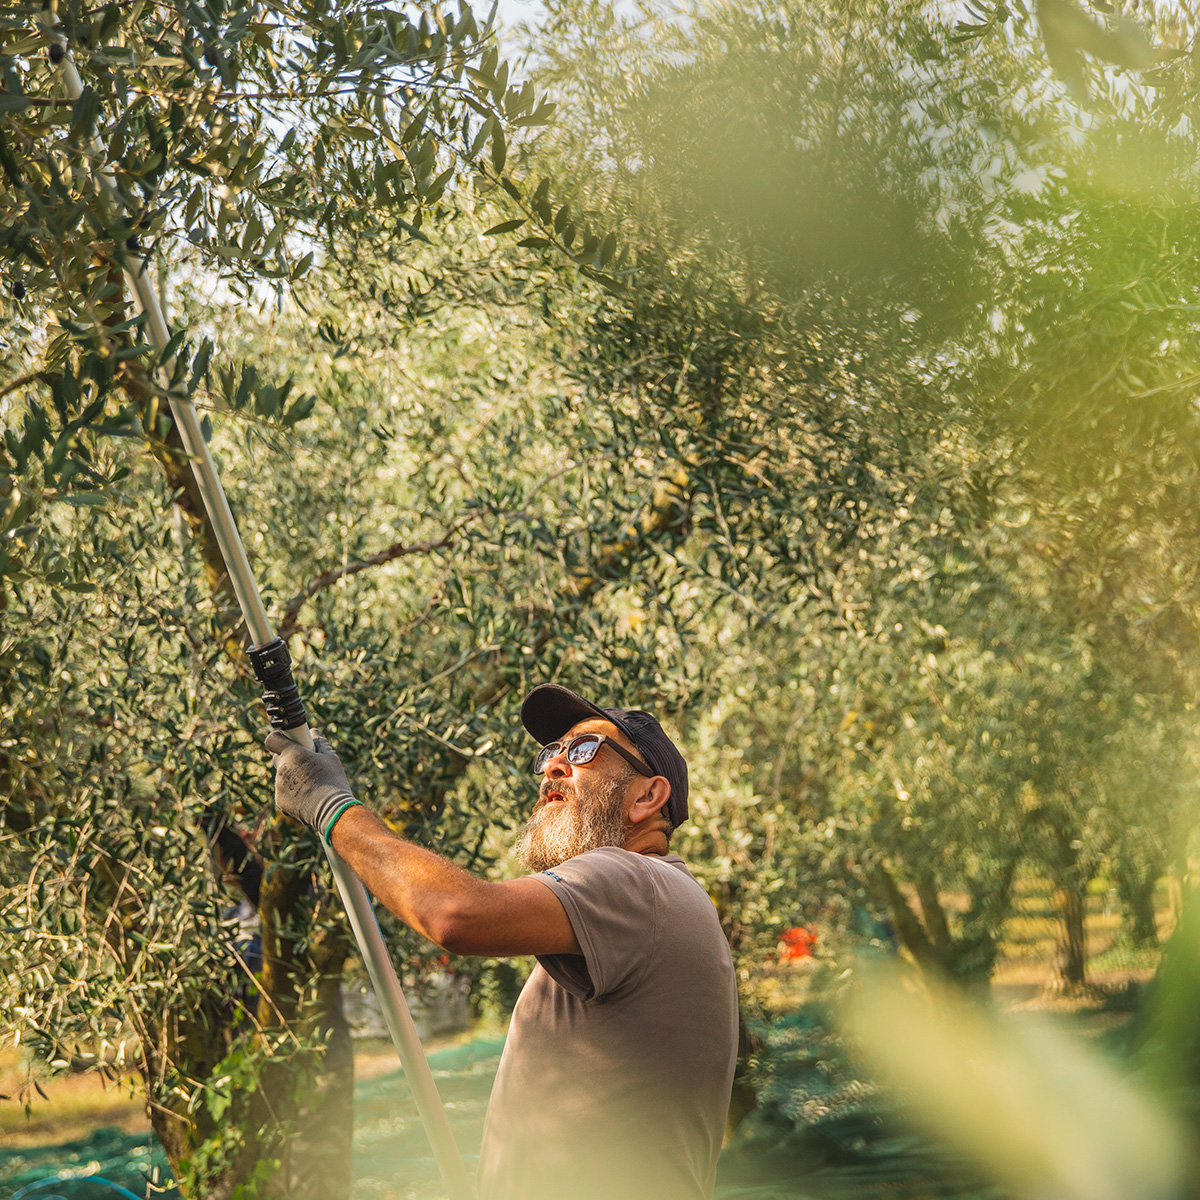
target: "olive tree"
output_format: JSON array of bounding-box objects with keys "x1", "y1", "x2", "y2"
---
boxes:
[{"x1": 1, "y1": 0, "x2": 565, "y2": 1193}]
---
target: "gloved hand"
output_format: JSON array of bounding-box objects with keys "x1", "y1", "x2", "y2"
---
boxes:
[{"x1": 265, "y1": 731, "x2": 363, "y2": 845}]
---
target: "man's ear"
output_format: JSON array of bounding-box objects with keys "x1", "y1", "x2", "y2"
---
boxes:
[{"x1": 628, "y1": 776, "x2": 671, "y2": 826}]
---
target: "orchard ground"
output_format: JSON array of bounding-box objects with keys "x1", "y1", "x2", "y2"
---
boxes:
[{"x1": 0, "y1": 876, "x2": 1170, "y2": 1198}]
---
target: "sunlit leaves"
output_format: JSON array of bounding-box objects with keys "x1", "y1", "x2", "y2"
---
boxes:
[
  {"x1": 952, "y1": 0, "x2": 1155, "y2": 96},
  {"x1": 0, "y1": 0, "x2": 561, "y2": 507}
]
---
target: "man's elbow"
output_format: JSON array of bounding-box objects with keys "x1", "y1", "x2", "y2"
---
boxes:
[{"x1": 426, "y1": 902, "x2": 488, "y2": 956}]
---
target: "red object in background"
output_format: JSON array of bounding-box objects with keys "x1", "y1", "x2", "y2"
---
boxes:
[{"x1": 779, "y1": 926, "x2": 818, "y2": 960}]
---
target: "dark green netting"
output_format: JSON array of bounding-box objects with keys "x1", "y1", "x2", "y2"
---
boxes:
[
  {"x1": 351, "y1": 1037, "x2": 504, "y2": 1199},
  {"x1": 715, "y1": 1010, "x2": 1001, "y2": 1200},
  {"x1": 0, "y1": 1126, "x2": 177, "y2": 1198},
  {"x1": 1, "y1": 1027, "x2": 1001, "y2": 1199}
]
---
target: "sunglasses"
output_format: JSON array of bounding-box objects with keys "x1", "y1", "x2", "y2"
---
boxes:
[{"x1": 533, "y1": 733, "x2": 654, "y2": 778}]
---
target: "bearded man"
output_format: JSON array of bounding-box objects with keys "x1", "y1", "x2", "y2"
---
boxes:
[{"x1": 267, "y1": 683, "x2": 739, "y2": 1200}]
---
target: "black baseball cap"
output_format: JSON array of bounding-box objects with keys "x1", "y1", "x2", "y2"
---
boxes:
[{"x1": 520, "y1": 683, "x2": 689, "y2": 828}]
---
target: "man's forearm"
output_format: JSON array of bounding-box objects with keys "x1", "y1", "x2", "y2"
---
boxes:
[
  {"x1": 328, "y1": 805, "x2": 485, "y2": 949},
  {"x1": 326, "y1": 804, "x2": 581, "y2": 957}
]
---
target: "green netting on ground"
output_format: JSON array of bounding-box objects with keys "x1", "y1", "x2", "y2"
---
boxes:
[
  {"x1": 716, "y1": 1010, "x2": 1002, "y2": 1200},
  {"x1": 0, "y1": 1126, "x2": 178, "y2": 1198},
  {"x1": 351, "y1": 1036, "x2": 505, "y2": 1199},
  {"x1": 353, "y1": 1022, "x2": 1000, "y2": 1200},
  {"x1": 0, "y1": 1025, "x2": 1001, "y2": 1200}
]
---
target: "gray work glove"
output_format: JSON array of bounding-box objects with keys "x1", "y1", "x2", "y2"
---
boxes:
[{"x1": 265, "y1": 731, "x2": 363, "y2": 845}]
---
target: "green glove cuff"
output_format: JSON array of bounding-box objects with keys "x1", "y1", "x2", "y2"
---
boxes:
[{"x1": 322, "y1": 797, "x2": 363, "y2": 846}]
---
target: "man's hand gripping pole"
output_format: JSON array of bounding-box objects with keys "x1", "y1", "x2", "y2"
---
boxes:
[{"x1": 40, "y1": 19, "x2": 474, "y2": 1200}]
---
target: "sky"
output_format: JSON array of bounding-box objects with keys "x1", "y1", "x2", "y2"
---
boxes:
[{"x1": 493, "y1": 0, "x2": 549, "y2": 25}]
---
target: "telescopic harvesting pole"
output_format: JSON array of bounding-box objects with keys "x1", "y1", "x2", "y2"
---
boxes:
[{"x1": 41, "y1": 20, "x2": 474, "y2": 1200}]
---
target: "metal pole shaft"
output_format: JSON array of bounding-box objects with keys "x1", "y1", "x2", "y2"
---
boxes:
[{"x1": 42, "y1": 22, "x2": 474, "y2": 1199}]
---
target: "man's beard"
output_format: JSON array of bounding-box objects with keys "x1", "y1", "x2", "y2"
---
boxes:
[{"x1": 514, "y1": 771, "x2": 631, "y2": 873}]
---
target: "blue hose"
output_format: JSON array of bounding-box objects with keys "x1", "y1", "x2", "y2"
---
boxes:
[{"x1": 11, "y1": 1176, "x2": 146, "y2": 1200}]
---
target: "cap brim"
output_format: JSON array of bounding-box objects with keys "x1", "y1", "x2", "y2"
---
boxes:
[{"x1": 521, "y1": 684, "x2": 618, "y2": 745}]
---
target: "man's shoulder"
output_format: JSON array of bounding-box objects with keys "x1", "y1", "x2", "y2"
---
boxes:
[
  {"x1": 537, "y1": 846, "x2": 647, "y2": 887},
  {"x1": 545, "y1": 847, "x2": 696, "y2": 881},
  {"x1": 541, "y1": 849, "x2": 713, "y2": 920}
]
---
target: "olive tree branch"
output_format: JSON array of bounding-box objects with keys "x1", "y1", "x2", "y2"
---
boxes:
[
  {"x1": 277, "y1": 518, "x2": 470, "y2": 640},
  {"x1": 0, "y1": 370, "x2": 56, "y2": 401}
]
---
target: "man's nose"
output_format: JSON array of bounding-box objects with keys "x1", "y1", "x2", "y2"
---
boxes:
[{"x1": 543, "y1": 750, "x2": 573, "y2": 779}]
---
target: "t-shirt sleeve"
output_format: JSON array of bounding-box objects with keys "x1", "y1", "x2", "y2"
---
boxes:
[{"x1": 533, "y1": 848, "x2": 656, "y2": 1001}]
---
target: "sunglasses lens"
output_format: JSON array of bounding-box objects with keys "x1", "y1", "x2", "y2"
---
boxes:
[
  {"x1": 534, "y1": 735, "x2": 603, "y2": 774},
  {"x1": 566, "y1": 735, "x2": 601, "y2": 765},
  {"x1": 533, "y1": 743, "x2": 559, "y2": 774}
]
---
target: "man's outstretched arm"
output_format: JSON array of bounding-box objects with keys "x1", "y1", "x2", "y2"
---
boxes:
[
  {"x1": 330, "y1": 805, "x2": 581, "y2": 956},
  {"x1": 266, "y1": 732, "x2": 580, "y2": 958}
]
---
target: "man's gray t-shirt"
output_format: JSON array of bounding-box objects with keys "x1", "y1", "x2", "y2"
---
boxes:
[{"x1": 476, "y1": 847, "x2": 738, "y2": 1200}]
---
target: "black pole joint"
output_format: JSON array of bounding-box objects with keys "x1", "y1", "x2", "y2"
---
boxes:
[{"x1": 247, "y1": 637, "x2": 308, "y2": 731}]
